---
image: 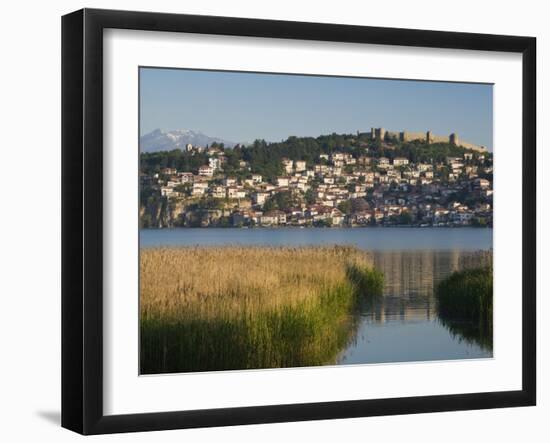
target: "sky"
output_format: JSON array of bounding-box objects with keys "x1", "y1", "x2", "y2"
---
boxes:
[{"x1": 140, "y1": 67, "x2": 493, "y2": 150}]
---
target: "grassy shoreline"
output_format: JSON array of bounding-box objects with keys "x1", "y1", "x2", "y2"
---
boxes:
[{"x1": 140, "y1": 245, "x2": 383, "y2": 374}]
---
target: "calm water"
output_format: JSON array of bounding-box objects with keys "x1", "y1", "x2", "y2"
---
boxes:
[
  {"x1": 140, "y1": 227, "x2": 492, "y2": 250},
  {"x1": 141, "y1": 227, "x2": 493, "y2": 364},
  {"x1": 337, "y1": 249, "x2": 492, "y2": 365}
]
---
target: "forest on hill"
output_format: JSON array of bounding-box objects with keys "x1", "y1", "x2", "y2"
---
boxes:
[{"x1": 139, "y1": 132, "x2": 489, "y2": 182}]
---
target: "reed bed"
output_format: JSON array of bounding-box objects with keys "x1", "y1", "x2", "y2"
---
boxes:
[
  {"x1": 140, "y1": 246, "x2": 379, "y2": 374},
  {"x1": 346, "y1": 264, "x2": 384, "y2": 297},
  {"x1": 436, "y1": 265, "x2": 493, "y2": 350}
]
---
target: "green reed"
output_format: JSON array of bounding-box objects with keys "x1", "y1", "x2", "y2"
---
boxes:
[
  {"x1": 141, "y1": 284, "x2": 359, "y2": 373},
  {"x1": 346, "y1": 264, "x2": 384, "y2": 297},
  {"x1": 436, "y1": 266, "x2": 493, "y2": 350}
]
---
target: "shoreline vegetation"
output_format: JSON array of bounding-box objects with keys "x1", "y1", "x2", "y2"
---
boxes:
[
  {"x1": 436, "y1": 266, "x2": 493, "y2": 350},
  {"x1": 140, "y1": 246, "x2": 383, "y2": 374}
]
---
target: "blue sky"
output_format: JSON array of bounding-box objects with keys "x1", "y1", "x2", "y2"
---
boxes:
[{"x1": 140, "y1": 67, "x2": 493, "y2": 150}]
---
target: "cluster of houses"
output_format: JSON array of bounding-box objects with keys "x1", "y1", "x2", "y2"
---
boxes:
[{"x1": 141, "y1": 146, "x2": 493, "y2": 228}]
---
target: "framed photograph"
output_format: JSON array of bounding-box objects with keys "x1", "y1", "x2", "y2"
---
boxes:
[{"x1": 62, "y1": 8, "x2": 536, "y2": 435}]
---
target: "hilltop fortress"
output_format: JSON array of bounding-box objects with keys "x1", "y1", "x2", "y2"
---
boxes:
[{"x1": 369, "y1": 127, "x2": 488, "y2": 153}]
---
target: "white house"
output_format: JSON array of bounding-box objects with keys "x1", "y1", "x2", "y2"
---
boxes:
[
  {"x1": 263, "y1": 210, "x2": 286, "y2": 225},
  {"x1": 192, "y1": 183, "x2": 207, "y2": 196},
  {"x1": 474, "y1": 178, "x2": 490, "y2": 190},
  {"x1": 393, "y1": 157, "x2": 409, "y2": 166},
  {"x1": 161, "y1": 167, "x2": 177, "y2": 175},
  {"x1": 252, "y1": 192, "x2": 269, "y2": 205},
  {"x1": 281, "y1": 158, "x2": 293, "y2": 174},
  {"x1": 276, "y1": 177, "x2": 290, "y2": 187},
  {"x1": 177, "y1": 172, "x2": 194, "y2": 183},
  {"x1": 330, "y1": 208, "x2": 345, "y2": 225},
  {"x1": 198, "y1": 165, "x2": 214, "y2": 177},
  {"x1": 260, "y1": 210, "x2": 286, "y2": 225},
  {"x1": 227, "y1": 187, "x2": 246, "y2": 199},
  {"x1": 208, "y1": 157, "x2": 220, "y2": 170},
  {"x1": 161, "y1": 187, "x2": 175, "y2": 197},
  {"x1": 295, "y1": 160, "x2": 306, "y2": 172},
  {"x1": 210, "y1": 185, "x2": 226, "y2": 198},
  {"x1": 417, "y1": 163, "x2": 432, "y2": 172},
  {"x1": 223, "y1": 177, "x2": 237, "y2": 186}
]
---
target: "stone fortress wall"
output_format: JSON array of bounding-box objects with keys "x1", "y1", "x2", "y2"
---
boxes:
[{"x1": 370, "y1": 127, "x2": 488, "y2": 153}]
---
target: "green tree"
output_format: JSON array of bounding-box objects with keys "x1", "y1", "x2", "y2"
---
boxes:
[
  {"x1": 337, "y1": 200, "x2": 352, "y2": 215},
  {"x1": 264, "y1": 191, "x2": 295, "y2": 211},
  {"x1": 398, "y1": 211, "x2": 413, "y2": 225},
  {"x1": 304, "y1": 188, "x2": 316, "y2": 205}
]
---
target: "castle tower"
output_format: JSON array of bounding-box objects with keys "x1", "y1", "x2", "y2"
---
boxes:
[
  {"x1": 375, "y1": 127, "x2": 386, "y2": 141},
  {"x1": 426, "y1": 130, "x2": 433, "y2": 144},
  {"x1": 449, "y1": 133, "x2": 459, "y2": 146},
  {"x1": 371, "y1": 127, "x2": 376, "y2": 140}
]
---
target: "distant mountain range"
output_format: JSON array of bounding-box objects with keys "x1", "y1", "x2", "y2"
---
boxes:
[{"x1": 140, "y1": 129, "x2": 238, "y2": 152}]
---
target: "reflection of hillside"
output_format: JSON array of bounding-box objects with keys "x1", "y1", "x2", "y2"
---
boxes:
[{"x1": 364, "y1": 250, "x2": 491, "y2": 325}]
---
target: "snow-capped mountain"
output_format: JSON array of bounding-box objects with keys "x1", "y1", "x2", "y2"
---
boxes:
[{"x1": 140, "y1": 129, "x2": 237, "y2": 152}]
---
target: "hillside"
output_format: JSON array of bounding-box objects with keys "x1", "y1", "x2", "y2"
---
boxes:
[{"x1": 140, "y1": 131, "x2": 490, "y2": 181}]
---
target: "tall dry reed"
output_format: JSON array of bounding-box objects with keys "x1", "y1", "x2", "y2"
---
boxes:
[{"x1": 140, "y1": 246, "x2": 377, "y2": 373}]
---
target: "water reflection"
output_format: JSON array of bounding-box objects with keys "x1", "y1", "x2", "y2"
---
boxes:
[
  {"x1": 438, "y1": 316, "x2": 493, "y2": 351},
  {"x1": 338, "y1": 249, "x2": 493, "y2": 365}
]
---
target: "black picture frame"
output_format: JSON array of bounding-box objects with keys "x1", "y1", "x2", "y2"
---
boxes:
[{"x1": 62, "y1": 8, "x2": 536, "y2": 435}]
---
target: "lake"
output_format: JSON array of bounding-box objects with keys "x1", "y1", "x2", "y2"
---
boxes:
[
  {"x1": 140, "y1": 227, "x2": 492, "y2": 250},
  {"x1": 140, "y1": 227, "x2": 493, "y2": 366}
]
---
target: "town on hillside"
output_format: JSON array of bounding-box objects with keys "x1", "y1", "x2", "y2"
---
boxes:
[{"x1": 139, "y1": 128, "x2": 493, "y2": 228}]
